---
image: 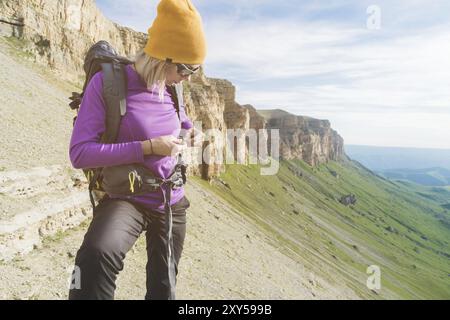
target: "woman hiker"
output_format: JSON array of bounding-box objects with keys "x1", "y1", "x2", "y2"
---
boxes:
[{"x1": 68, "y1": 0, "x2": 206, "y2": 300}]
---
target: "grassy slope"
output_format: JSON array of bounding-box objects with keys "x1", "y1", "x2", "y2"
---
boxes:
[{"x1": 194, "y1": 157, "x2": 450, "y2": 299}]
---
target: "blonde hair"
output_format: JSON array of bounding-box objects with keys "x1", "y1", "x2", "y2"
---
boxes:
[{"x1": 132, "y1": 49, "x2": 171, "y2": 102}]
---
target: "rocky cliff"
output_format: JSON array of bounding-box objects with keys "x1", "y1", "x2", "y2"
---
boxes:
[
  {"x1": 0, "y1": 0, "x2": 344, "y2": 176},
  {"x1": 258, "y1": 109, "x2": 344, "y2": 166},
  {"x1": 0, "y1": 0, "x2": 147, "y2": 83}
]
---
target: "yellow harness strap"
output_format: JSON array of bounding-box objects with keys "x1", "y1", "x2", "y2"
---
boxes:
[{"x1": 128, "y1": 171, "x2": 136, "y2": 193}]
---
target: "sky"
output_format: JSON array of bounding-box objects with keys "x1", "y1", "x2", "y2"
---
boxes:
[{"x1": 95, "y1": 0, "x2": 450, "y2": 149}]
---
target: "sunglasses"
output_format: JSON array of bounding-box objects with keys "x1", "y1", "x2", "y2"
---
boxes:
[{"x1": 176, "y1": 63, "x2": 200, "y2": 76}]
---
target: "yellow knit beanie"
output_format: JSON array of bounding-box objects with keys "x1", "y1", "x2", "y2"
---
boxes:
[{"x1": 144, "y1": 0, "x2": 207, "y2": 65}]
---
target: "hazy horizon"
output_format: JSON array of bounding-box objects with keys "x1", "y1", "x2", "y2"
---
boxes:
[
  {"x1": 345, "y1": 144, "x2": 450, "y2": 171},
  {"x1": 346, "y1": 144, "x2": 450, "y2": 152}
]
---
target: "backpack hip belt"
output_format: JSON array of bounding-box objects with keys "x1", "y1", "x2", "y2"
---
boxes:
[{"x1": 88, "y1": 153, "x2": 187, "y2": 204}]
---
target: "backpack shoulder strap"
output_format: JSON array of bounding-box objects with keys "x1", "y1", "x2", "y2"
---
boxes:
[
  {"x1": 100, "y1": 61, "x2": 128, "y2": 143},
  {"x1": 87, "y1": 61, "x2": 128, "y2": 210},
  {"x1": 174, "y1": 83, "x2": 184, "y2": 112},
  {"x1": 167, "y1": 83, "x2": 183, "y2": 121}
]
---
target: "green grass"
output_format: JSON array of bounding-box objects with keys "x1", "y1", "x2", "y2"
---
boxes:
[
  {"x1": 2, "y1": 36, "x2": 34, "y2": 60},
  {"x1": 194, "y1": 158, "x2": 450, "y2": 299},
  {"x1": 41, "y1": 219, "x2": 91, "y2": 248}
]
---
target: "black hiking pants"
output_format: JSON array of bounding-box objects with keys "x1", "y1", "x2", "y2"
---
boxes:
[{"x1": 68, "y1": 194, "x2": 190, "y2": 300}]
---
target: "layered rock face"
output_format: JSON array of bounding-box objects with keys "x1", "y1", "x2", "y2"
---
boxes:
[
  {"x1": 0, "y1": 0, "x2": 147, "y2": 83},
  {"x1": 258, "y1": 110, "x2": 344, "y2": 166},
  {"x1": 1, "y1": 0, "x2": 344, "y2": 177},
  {"x1": 182, "y1": 71, "x2": 227, "y2": 179},
  {"x1": 209, "y1": 78, "x2": 249, "y2": 163}
]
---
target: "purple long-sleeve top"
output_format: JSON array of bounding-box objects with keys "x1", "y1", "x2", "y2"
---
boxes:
[{"x1": 69, "y1": 64, "x2": 193, "y2": 211}]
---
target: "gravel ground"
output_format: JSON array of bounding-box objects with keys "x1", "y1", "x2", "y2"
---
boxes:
[{"x1": 0, "y1": 180, "x2": 358, "y2": 300}]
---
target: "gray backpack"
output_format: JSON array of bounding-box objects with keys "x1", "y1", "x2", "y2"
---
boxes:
[{"x1": 69, "y1": 40, "x2": 185, "y2": 209}]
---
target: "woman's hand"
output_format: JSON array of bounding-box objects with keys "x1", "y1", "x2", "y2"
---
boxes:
[
  {"x1": 183, "y1": 127, "x2": 204, "y2": 147},
  {"x1": 141, "y1": 135, "x2": 187, "y2": 156}
]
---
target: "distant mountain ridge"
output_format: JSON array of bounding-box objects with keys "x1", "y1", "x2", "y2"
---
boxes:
[
  {"x1": 378, "y1": 167, "x2": 450, "y2": 187},
  {"x1": 345, "y1": 145, "x2": 450, "y2": 171}
]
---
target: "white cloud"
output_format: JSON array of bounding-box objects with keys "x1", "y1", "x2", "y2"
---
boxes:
[{"x1": 202, "y1": 16, "x2": 450, "y2": 148}]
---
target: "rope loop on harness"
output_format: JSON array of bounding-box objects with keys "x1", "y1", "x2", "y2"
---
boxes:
[{"x1": 128, "y1": 171, "x2": 137, "y2": 193}]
